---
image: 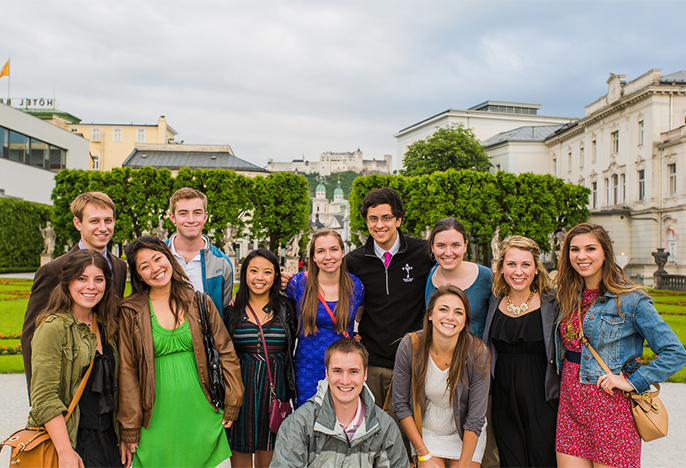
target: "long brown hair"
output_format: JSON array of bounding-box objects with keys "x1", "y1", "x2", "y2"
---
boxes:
[
  {"x1": 37, "y1": 249, "x2": 120, "y2": 341},
  {"x1": 492, "y1": 236, "x2": 551, "y2": 298},
  {"x1": 126, "y1": 236, "x2": 194, "y2": 325},
  {"x1": 555, "y1": 223, "x2": 641, "y2": 322},
  {"x1": 300, "y1": 230, "x2": 354, "y2": 336},
  {"x1": 412, "y1": 285, "x2": 490, "y2": 408}
]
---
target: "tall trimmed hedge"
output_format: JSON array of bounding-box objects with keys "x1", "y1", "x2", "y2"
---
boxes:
[
  {"x1": 0, "y1": 198, "x2": 53, "y2": 268},
  {"x1": 51, "y1": 167, "x2": 309, "y2": 255},
  {"x1": 349, "y1": 170, "x2": 590, "y2": 263}
]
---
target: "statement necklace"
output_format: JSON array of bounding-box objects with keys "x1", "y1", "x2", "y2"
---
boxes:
[{"x1": 506, "y1": 291, "x2": 535, "y2": 315}]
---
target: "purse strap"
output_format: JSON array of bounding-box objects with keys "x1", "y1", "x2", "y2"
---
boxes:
[
  {"x1": 246, "y1": 304, "x2": 275, "y2": 394},
  {"x1": 576, "y1": 304, "x2": 660, "y2": 398},
  {"x1": 304, "y1": 272, "x2": 350, "y2": 339},
  {"x1": 65, "y1": 312, "x2": 98, "y2": 423}
]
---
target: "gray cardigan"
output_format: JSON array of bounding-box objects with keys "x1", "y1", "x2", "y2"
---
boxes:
[
  {"x1": 391, "y1": 331, "x2": 490, "y2": 438},
  {"x1": 482, "y1": 291, "x2": 560, "y2": 402}
]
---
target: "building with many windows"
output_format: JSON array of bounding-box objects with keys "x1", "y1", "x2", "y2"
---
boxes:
[
  {"x1": 1, "y1": 104, "x2": 90, "y2": 204},
  {"x1": 68, "y1": 116, "x2": 177, "y2": 171},
  {"x1": 483, "y1": 69, "x2": 686, "y2": 284},
  {"x1": 267, "y1": 149, "x2": 392, "y2": 176},
  {"x1": 394, "y1": 101, "x2": 575, "y2": 171}
]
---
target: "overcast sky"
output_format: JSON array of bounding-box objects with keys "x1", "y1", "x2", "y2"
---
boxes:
[{"x1": 1, "y1": 1, "x2": 684, "y2": 170}]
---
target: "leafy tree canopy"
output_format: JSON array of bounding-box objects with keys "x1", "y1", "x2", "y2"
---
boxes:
[{"x1": 401, "y1": 124, "x2": 491, "y2": 176}]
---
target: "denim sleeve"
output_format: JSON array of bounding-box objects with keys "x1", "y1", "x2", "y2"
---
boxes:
[
  {"x1": 627, "y1": 294, "x2": 686, "y2": 393},
  {"x1": 392, "y1": 335, "x2": 414, "y2": 421}
]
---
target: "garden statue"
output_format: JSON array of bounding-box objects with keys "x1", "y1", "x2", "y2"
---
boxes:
[{"x1": 39, "y1": 222, "x2": 56, "y2": 255}]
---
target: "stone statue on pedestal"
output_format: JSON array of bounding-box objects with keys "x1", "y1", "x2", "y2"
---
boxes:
[{"x1": 40, "y1": 222, "x2": 56, "y2": 256}]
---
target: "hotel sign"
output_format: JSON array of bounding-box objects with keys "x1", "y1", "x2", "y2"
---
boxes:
[{"x1": 0, "y1": 97, "x2": 55, "y2": 108}]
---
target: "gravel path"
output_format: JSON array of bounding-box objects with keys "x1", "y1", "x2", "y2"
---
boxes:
[{"x1": 0, "y1": 373, "x2": 682, "y2": 466}]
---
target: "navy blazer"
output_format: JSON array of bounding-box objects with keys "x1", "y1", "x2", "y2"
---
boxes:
[{"x1": 482, "y1": 291, "x2": 560, "y2": 402}]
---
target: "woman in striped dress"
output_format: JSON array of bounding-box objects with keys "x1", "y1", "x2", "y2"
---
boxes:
[{"x1": 224, "y1": 249, "x2": 297, "y2": 468}]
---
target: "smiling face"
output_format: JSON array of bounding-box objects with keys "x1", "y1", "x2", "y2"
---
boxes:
[
  {"x1": 569, "y1": 233, "x2": 605, "y2": 289},
  {"x1": 429, "y1": 293, "x2": 466, "y2": 339},
  {"x1": 366, "y1": 204, "x2": 401, "y2": 251},
  {"x1": 313, "y1": 234, "x2": 344, "y2": 274},
  {"x1": 135, "y1": 248, "x2": 173, "y2": 290},
  {"x1": 73, "y1": 203, "x2": 114, "y2": 253},
  {"x1": 169, "y1": 197, "x2": 208, "y2": 241},
  {"x1": 69, "y1": 264, "x2": 106, "y2": 316},
  {"x1": 502, "y1": 247, "x2": 536, "y2": 294},
  {"x1": 431, "y1": 229, "x2": 467, "y2": 271},
  {"x1": 326, "y1": 351, "x2": 367, "y2": 406},
  {"x1": 245, "y1": 256, "x2": 276, "y2": 298}
]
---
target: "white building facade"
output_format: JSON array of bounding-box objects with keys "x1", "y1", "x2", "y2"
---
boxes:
[
  {"x1": 267, "y1": 149, "x2": 392, "y2": 176},
  {"x1": 394, "y1": 101, "x2": 576, "y2": 171},
  {"x1": 0, "y1": 104, "x2": 90, "y2": 205}
]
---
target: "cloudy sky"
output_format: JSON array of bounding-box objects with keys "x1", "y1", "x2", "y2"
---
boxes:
[{"x1": 1, "y1": 1, "x2": 684, "y2": 170}]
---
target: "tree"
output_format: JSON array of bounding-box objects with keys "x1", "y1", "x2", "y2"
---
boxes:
[
  {"x1": 401, "y1": 124, "x2": 491, "y2": 176},
  {"x1": 249, "y1": 172, "x2": 310, "y2": 252}
]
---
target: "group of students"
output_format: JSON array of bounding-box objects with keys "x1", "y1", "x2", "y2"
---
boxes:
[{"x1": 20, "y1": 186, "x2": 686, "y2": 468}]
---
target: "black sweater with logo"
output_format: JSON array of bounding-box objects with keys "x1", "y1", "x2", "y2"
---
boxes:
[{"x1": 346, "y1": 229, "x2": 434, "y2": 369}]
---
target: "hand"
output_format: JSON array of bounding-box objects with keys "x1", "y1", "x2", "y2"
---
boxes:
[
  {"x1": 222, "y1": 419, "x2": 233, "y2": 429},
  {"x1": 353, "y1": 333, "x2": 362, "y2": 342},
  {"x1": 120, "y1": 442, "x2": 134, "y2": 468},
  {"x1": 417, "y1": 456, "x2": 443, "y2": 468},
  {"x1": 57, "y1": 447, "x2": 84, "y2": 468},
  {"x1": 597, "y1": 373, "x2": 634, "y2": 395},
  {"x1": 280, "y1": 272, "x2": 293, "y2": 291}
]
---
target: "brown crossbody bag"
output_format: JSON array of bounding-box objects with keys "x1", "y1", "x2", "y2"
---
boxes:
[{"x1": 1, "y1": 313, "x2": 98, "y2": 466}]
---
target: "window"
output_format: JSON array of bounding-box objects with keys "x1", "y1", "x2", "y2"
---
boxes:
[
  {"x1": 568, "y1": 150, "x2": 572, "y2": 172},
  {"x1": 0, "y1": 127, "x2": 8, "y2": 159},
  {"x1": 592, "y1": 140, "x2": 597, "y2": 163},
  {"x1": 113, "y1": 128, "x2": 122, "y2": 142},
  {"x1": 49, "y1": 146, "x2": 65, "y2": 172},
  {"x1": 638, "y1": 170, "x2": 645, "y2": 201},
  {"x1": 136, "y1": 128, "x2": 146, "y2": 142},
  {"x1": 669, "y1": 163, "x2": 677, "y2": 196},
  {"x1": 552, "y1": 156, "x2": 557, "y2": 175},
  {"x1": 604, "y1": 178, "x2": 609, "y2": 205},
  {"x1": 611, "y1": 131, "x2": 619, "y2": 154},
  {"x1": 612, "y1": 174, "x2": 619, "y2": 204},
  {"x1": 9, "y1": 130, "x2": 27, "y2": 163},
  {"x1": 638, "y1": 120, "x2": 644, "y2": 146},
  {"x1": 621, "y1": 173, "x2": 626, "y2": 203},
  {"x1": 30, "y1": 138, "x2": 48, "y2": 169},
  {"x1": 92, "y1": 155, "x2": 100, "y2": 170},
  {"x1": 580, "y1": 147, "x2": 584, "y2": 169},
  {"x1": 592, "y1": 182, "x2": 598, "y2": 209},
  {"x1": 91, "y1": 128, "x2": 101, "y2": 142}
]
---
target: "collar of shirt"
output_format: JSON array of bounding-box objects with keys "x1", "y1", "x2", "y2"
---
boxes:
[
  {"x1": 337, "y1": 396, "x2": 366, "y2": 441},
  {"x1": 168, "y1": 233, "x2": 208, "y2": 263},
  {"x1": 373, "y1": 233, "x2": 400, "y2": 262},
  {"x1": 78, "y1": 240, "x2": 112, "y2": 271}
]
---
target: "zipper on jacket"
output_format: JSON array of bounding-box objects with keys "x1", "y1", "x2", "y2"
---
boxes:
[{"x1": 385, "y1": 266, "x2": 389, "y2": 295}]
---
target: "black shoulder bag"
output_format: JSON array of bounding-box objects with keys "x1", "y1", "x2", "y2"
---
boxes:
[{"x1": 196, "y1": 291, "x2": 225, "y2": 410}]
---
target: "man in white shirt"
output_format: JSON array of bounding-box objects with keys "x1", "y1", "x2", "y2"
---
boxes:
[{"x1": 167, "y1": 187, "x2": 234, "y2": 318}]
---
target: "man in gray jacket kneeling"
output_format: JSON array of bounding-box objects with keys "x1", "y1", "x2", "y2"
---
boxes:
[{"x1": 270, "y1": 339, "x2": 409, "y2": 467}]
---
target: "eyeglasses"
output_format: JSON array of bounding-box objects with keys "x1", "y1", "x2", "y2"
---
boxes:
[{"x1": 367, "y1": 215, "x2": 396, "y2": 224}]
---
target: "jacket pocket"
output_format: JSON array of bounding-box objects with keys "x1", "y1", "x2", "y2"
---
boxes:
[{"x1": 598, "y1": 314, "x2": 624, "y2": 341}]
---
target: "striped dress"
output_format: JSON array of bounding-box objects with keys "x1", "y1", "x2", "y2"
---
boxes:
[{"x1": 228, "y1": 313, "x2": 288, "y2": 453}]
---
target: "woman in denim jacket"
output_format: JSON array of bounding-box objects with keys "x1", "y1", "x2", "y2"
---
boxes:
[{"x1": 554, "y1": 223, "x2": 686, "y2": 468}]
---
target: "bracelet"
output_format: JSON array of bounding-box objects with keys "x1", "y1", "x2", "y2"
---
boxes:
[
  {"x1": 417, "y1": 452, "x2": 433, "y2": 462},
  {"x1": 415, "y1": 446, "x2": 427, "y2": 453}
]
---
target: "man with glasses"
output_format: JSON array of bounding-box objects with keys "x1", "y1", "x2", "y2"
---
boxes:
[{"x1": 346, "y1": 187, "x2": 433, "y2": 406}]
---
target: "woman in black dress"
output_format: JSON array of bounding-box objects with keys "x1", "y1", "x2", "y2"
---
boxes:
[
  {"x1": 482, "y1": 236, "x2": 559, "y2": 467},
  {"x1": 223, "y1": 249, "x2": 297, "y2": 468}
]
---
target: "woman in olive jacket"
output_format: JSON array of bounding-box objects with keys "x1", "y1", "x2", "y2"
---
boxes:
[{"x1": 118, "y1": 236, "x2": 243, "y2": 467}]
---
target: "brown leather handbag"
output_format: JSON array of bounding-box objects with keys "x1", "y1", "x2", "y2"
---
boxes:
[
  {"x1": 1, "y1": 314, "x2": 98, "y2": 466},
  {"x1": 580, "y1": 332, "x2": 668, "y2": 441}
]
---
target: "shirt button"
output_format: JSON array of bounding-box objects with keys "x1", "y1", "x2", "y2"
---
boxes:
[
  {"x1": 584, "y1": 355, "x2": 590, "y2": 360},
  {"x1": 585, "y1": 376, "x2": 591, "y2": 382},
  {"x1": 588, "y1": 315, "x2": 594, "y2": 320},
  {"x1": 611, "y1": 318, "x2": 615, "y2": 322}
]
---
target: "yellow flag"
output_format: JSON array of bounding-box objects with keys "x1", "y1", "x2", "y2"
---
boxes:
[{"x1": 0, "y1": 60, "x2": 8, "y2": 78}]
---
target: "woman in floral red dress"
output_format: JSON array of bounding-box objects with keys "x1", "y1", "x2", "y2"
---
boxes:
[{"x1": 554, "y1": 223, "x2": 686, "y2": 468}]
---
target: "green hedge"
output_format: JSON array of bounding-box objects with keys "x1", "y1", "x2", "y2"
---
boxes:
[{"x1": 0, "y1": 198, "x2": 53, "y2": 268}]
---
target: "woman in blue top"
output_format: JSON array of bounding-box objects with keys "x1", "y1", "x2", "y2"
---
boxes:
[
  {"x1": 425, "y1": 218, "x2": 492, "y2": 339},
  {"x1": 285, "y1": 229, "x2": 365, "y2": 407}
]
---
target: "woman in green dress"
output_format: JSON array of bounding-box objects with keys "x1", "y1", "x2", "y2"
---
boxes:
[{"x1": 118, "y1": 236, "x2": 244, "y2": 468}]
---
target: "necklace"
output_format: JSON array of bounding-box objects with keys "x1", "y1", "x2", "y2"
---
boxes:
[{"x1": 506, "y1": 291, "x2": 535, "y2": 315}]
